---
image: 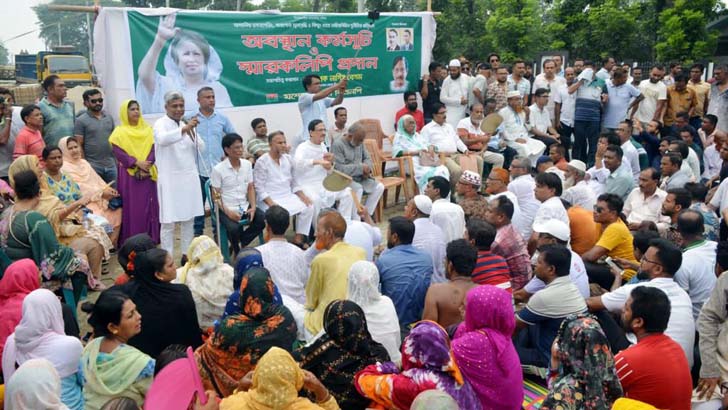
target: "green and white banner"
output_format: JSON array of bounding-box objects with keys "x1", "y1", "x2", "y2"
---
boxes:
[{"x1": 126, "y1": 10, "x2": 423, "y2": 113}]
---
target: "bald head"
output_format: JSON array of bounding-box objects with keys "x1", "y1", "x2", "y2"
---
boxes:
[{"x1": 319, "y1": 211, "x2": 347, "y2": 239}]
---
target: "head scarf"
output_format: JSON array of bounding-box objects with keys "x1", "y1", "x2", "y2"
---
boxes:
[
  {"x1": 541, "y1": 313, "x2": 623, "y2": 410},
  {"x1": 197, "y1": 267, "x2": 296, "y2": 398},
  {"x1": 452, "y1": 285, "x2": 523, "y2": 409},
  {"x1": 0, "y1": 259, "x2": 40, "y2": 359},
  {"x1": 2, "y1": 289, "x2": 83, "y2": 381},
  {"x1": 120, "y1": 249, "x2": 203, "y2": 358},
  {"x1": 401, "y1": 321, "x2": 481, "y2": 410},
  {"x1": 396, "y1": 114, "x2": 418, "y2": 140},
  {"x1": 247, "y1": 347, "x2": 307, "y2": 409},
  {"x1": 58, "y1": 136, "x2": 107, "y2": 202},
  {"x1": 222, "y1": 248, "x2": 281, "y2": 320},
  {"x1": 108, "y1": 100, "x2": 157, "y2": 180},
  {"x1": 295, "y1": 300, "x2": 390, "y2": 410},
  {"x1": 117, "y1": 233, "x2": 157, "y2": 276},
  {"x1": 347, "y1": 261, "x2": 402, "y2": 363},
  {"x1": 177, "y1": 236, "x2": 234, "y2": 328},
  {"x1": 4, "y1": 358, "x2": 69, "y2": 410},
  {"x1": 411, "y1": 390, "x2": 459, "y2": 410}
]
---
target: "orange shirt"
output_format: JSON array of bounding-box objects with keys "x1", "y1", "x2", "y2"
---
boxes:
[{"x1": 567, "y1": 205, "x2": 598, "y2": 255}]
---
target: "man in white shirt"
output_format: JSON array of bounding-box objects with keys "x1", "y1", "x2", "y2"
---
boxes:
[
  {"x1": 624, "y1": 167, "x2": 670, "y2": 230},
  {"x1": 616, "y1": 121, "x2": 641, "y2": 181},
  {"x1": 210, "y1": 133, "x2": 265, "y2": 256},
  {"x1": 528, "y1": 87, "x2": 561, "y2": 151},
  {"x1": 425, "y1": 175, "x2": 465, "y2": 242},
  {"x1": 254, "y1": 131, "x2": 315, "y2": 248},
  {"x1": 440, "y1": 59, "x2": 471, "y2": 127},
  {"x1": 296, "y1": 74, "x2": 346, "y2": 151},
  {"x1": 154, "y1": 91, "x2": 205, "y2": 260},
  {"x1": 530, "y1": 172, "x2": 569, "y2": 252},
  {"x1": 256, "y1": 205, "x2": 308, "y2": 304},
  {"x1": 508, "y1": 157, "x2": 540, "y2": 240},
  {"x1": 499, "y1": 91, "x2": 546, "y2": 163},
  {"x1": 596, "y1": 57, "x2": 615, "y2": 81},
  {"x1": 554, "y1": 67, "x2": 577, "y2": 158},
  {"x1": 675, "y1": 210, "x2": 717, "y2": 320},
  {"x1": 294, "y1": 119, "x2": 356, "y2": 228},
  {"x1": 532, "y1": 59, "x2": 567, "y2": 120},
  {"x1": 422, "y1": 102, "x2": 483, "y2": 189},
  {"x1": 702, "y1": 126, "x2": 723, "y2": 182},
  {"x1": 562, "y1": 159, "x2": 596, "y2": 210},
  {"x1": 485, "y1": 168, "x2": 528, "y2": 241},
  {"x1": 405, "y1": 194, "x2": 447, "y2": 283},
  {"x1": 632, "y1": 66, "x2": 668, "y2": 127},
  {"x1": 586, "y1": 238, "x2": 696, "y2": 366},
  {"x1": 469, "y1": 63, "x2": 489, "y2": 107},
  {"x1": 456, "y1": 103, "x2": 504, "y2": 169}
]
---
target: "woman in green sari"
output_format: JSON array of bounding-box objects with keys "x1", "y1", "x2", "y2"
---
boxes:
[
  {"x1": 81, "y1": 289, "x2": 155, "y2": 410},
  {"x1": 0, "y1": 169, "x2": 89, "y2": 304}
]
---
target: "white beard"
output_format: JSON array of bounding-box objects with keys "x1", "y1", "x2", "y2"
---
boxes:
[{"x1": 563, "y1": 176, "x2": 575, "y2": 190}]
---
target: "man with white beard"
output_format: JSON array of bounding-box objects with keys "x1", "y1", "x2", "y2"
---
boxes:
[{"x1": 561, "y1": 159, "x2": 596, "y2": 210}]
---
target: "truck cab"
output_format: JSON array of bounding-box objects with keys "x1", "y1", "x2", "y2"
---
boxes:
[{"x1": 38, "y1": 51, "x2": 93, "y2": 88}]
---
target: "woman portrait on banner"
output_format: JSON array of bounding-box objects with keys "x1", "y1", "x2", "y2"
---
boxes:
[
  {"x1": 392, "y1": 114, "x2": 449, "y2": 193},
  {"x1": 137, "y1": 13, "x2": 232, "y2": 114}
]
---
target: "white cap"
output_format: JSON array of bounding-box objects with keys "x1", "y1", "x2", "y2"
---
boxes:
[
  {"x1": 414, "y1": 194, "x2": 433, "y2": 215},
  {"x1": 532, "y1": 219, "x2": 570, "y2": 242},
  {"x1": 449, "y1": 59, "x2": 461, "y2": 68},
  {"x1": 567, "y1": 159, "x2": 587, "y2": 173},
  {"x1": 506, "y1": 90, "x2": 521, "y2": 99}
]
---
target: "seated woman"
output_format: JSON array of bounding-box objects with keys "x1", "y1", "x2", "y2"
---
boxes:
[
  {"x1": 0, "y1": 170, "x2": 90, "y2": 306},
  {"x1": 114, "y1": 233, "x2": 157, "y2": 286},
  {"x1": 81, "y1": 289, "x2": 155, "y2": 410},
  {"x1": 356, "y1": 321, "x2": 481, "y2": 410},
  {"x1": 452, "y1": 285, "x2": 523, "y2": 409},
  {"x1": 347, "y1": 261, "x2": 402, "y2": 363},
  {"x1": 540, "y1": 313, "x2": 623, "y2": 410},
  {"x1": 295, "y1": 300, "x2": 390, "y2": 410},
  {"x1": 220, "y1": 248, "x2": 262, "y2": 322},
  {"x1": 2, "y1": 289, "x2": 84, "y2": 410},
  {"x1": 176, "y1": 235, "x2": 234, "y2": 330},
  {"x1": 219, "y1": 347, "x2": 340, "y2": 410},
  {"x1": 10, "y1": 154, "x2": 112, "y2": 291},
  {"x1": 118, "y1": 248, "x2": 202, "y2": 358},
  {"x1": 393, "y1": 114, "x2": 450, "y2": 193},
  {"x1": 0, "y1": 259, "x2": 40, "y2": 360},
  {"x1": 4, "y1": 358, "x2": 69, "y2": 409},
  {"x1": 196, "y1": 266, "x2": 296, "y2": 397},
  {"x1": 58, "y1": 136, "x2": 122, "y2": 247}
]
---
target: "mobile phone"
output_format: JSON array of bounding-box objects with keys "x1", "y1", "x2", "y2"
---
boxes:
[{"x1": 604, "y1": 256, "x2": 620, "y2": 271}]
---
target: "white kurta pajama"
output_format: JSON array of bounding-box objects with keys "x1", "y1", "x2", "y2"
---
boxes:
[
  {"x1": 497, "y1": 106, "x2": 546, "y2": 163},
  {"x1": 154, "y1": 116, "x2": 205, "y2": 256},
  {"x1": 294, "y1": 140, "x2": 356, "y2": 225},
  {"x1": 253, "y1": 152, "x2": 315, "y2": 236}
]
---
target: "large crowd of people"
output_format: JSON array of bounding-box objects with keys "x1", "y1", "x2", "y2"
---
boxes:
[{"x1": 0, "y1": 54, "x2": 727, "y2": 410}]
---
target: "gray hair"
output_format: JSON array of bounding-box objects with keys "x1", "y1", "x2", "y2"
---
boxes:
[
  {"x1": 347, "y1": 121, "x2": 365, "y2": 137},
  {"x1": 164, "y1": 90, "x2": 184, "y2": 104},
  {"x1": 514, "y1": 156, "x2": 532, "y2": 170}
]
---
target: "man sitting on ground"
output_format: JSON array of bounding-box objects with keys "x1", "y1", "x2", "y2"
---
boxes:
[
  {"x1": 674, "y1": 209, "x2": 717, "y2": 321},
  {"x1": 624, "y1": 167, "x2": 670, "y2": 230},
  {"x1": 456, "y1": 170, "x2": 488, "y2": 220},
  {"x1": 466, "y1": 218, "x2": 511, "y2": 291},
  {"x1": 425, "y1": 176, "x2": 466, "y2": 242},
  {"x1": 485, "y1": 195, "x2": 532, "y2": 290},
  {"x1": 404, "y1": 195, "x2": 447, "y2": 283},
  {"x1": 422, "y1": 239, "x2": 479, "y2": 328}
]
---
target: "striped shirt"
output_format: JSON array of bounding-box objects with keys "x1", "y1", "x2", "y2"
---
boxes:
[{"x1": 472, "y1": 250, "x2": 512, "y2": 292}]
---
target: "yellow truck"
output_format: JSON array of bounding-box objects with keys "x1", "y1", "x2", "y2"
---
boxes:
[{"x1": 15, "y1": 48, "x2": 93, "y2": 88}]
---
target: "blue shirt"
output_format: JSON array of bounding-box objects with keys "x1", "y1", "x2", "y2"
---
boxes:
[
  {"x1": 574, "y1": 80, "x2": 607, "y2": 123},
  {"x1": 297, "y1": 93, "x2": 333, "y2": 148},
  {"x1": 195, "y1": 110, "x2": 235, "y2": 178},
  {"x1": 375, "y1": 244, "x2": 433, "y2": 327},
  {"x1": 603, "y1": 83, "x2": 641, "y2": 129}
]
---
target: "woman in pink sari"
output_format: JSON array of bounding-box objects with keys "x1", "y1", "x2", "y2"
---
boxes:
[
  {"x1": 452, "y1": 285, "x2": 523, "y2": 409},
  {"x1": 0, "y1": 259, "x2": 40, "y2": 360}
]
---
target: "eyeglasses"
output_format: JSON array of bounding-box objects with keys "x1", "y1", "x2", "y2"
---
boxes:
[
  {"x1": 640, "y1": 255, "x2": 663, "y2": 266},
  {"x1": 89, "y1": 98, "x2": 103, "y2": 104}
]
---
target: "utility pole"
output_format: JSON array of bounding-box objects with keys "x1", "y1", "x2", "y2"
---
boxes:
[{"x1": 357, "y1": 0, "x2": 364, "y2": 12}]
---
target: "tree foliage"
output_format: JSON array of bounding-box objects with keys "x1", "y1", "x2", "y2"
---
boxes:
[
  {"x1": 655, "y1": 0, "x2": 720, "y2": 61},
  {"x1": 484, "y1": 0, "x2": 544, "y2": 62}
]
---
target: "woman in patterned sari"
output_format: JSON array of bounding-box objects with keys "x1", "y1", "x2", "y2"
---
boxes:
[
  {"x1": 0, "y1": 170, "x2": 89, "y2": 305},
  {"x1": 294, "y1": 300, "x2": 390, "y2": 410},
  {"x1": 392, "y1": 114, "x2": 449, "y2": 193},
  {"x1": 196, "y1": 266, "x2": 296, "y2": 397},
  {"x1": 540, "y1": 313, "x2": 623, "y2": 410}
]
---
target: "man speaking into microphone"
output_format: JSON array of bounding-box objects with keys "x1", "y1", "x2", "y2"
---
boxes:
[{"x1": 153, "y1": 90, "x2": 205, "y2": 263}]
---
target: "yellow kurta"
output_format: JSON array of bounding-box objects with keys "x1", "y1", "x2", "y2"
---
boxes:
[{"x1": 304, "y1": 242, "x2": 366, "y2": 334}]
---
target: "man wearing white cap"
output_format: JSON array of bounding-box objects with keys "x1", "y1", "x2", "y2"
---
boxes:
[
  {"x1": 405, "y1": 194, "x2": 447, "y2": 283},
  {"x1": 440, "y1": 59, "x2": 471, "y2": 127},
  {"x1": 498, "y1": 91, "x2": 546, "y2": 163},
  {"x1": 513, "y1": 219, "x2": 590, "y2": 303},
  {"x1": 456, "y1": 170, "x2": 488, "y2": 220},
  {"x1": 561, "y1": 159, "x2": 597, "y2": 210}
]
